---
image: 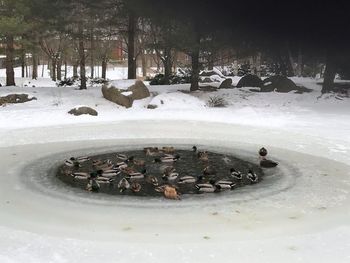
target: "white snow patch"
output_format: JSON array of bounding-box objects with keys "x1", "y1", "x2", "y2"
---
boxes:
[{"x1": 149, "y1": 92, "x2": 206, "y2": 109}]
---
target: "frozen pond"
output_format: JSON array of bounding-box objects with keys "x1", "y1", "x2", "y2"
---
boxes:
[{"x1": 1, "y1": 120, "x2": 350, "y2": 262}]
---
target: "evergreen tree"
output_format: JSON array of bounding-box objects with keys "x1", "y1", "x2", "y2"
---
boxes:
[{"x1": 0, "y1": 0, "x2": 32, "y2": 86}]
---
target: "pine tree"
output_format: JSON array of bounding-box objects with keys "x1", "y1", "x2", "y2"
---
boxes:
[{"x1": 0, "y1": 0, "x2": 32, "y2": 86}]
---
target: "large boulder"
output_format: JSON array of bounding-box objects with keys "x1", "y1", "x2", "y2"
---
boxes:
[
  {"x1": 200, "y1": 70, "x2": 217, "y2": 77},
  {"x1": 237, "y1": 74, "x2": 263, "y2": 88},
  {"x1": 102, "y1": 80, "x2": 150, "y2": 108},
  {"x1": 0, "y1": 94, "x2": 37, "y2": 106},
  {"x1": 68, "y1": 106, "x2": 98, "y2": 116},
  {"x1": 261, "y1": 76, "x2": 297, "y2": 93},
  {"x1": 199, "y1": 77, "x2": 213, "y2": 83},
  {"x1": 219, "y1": 78, "x2": 233, "y2": 89},
  {"x1": 128, "y1": 80, "x2": 150, "y2": 100},
  {"x1": 102, "y1": 85, "x2": 133, "y2": 108}
]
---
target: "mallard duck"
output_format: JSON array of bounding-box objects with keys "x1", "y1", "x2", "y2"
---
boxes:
[
  {"x1": 128, "y1": 156, "x2": 146, "y2": 167},
  {"x1": 178, "y1": 176, "x2": 196, "y2": 184},
  {"x1": 86, "y1": 179, "x2": 100, "y2": 192},
  {"x1": 155, "y1": 185, "x2": 180, "y2": 200},
  {"x1": 154, "y1": 154, "x2": 180, "y2": 163},
  {"x1": 115, "y1": 161, "x2": 128, "y2": 170},
  {"x1": 144, "y1": 147, "x2": 160, "y2": 156},
  {"x1": 116, "y1": 153, "x2": 128, "y2": 161},
  {"x1": 71, "y1": 172, "x2": 89, "y2": 180},
  {"x1": 118, "y1": 178, "x2": 130, "y2": 192},
  {"x1": 192, "y1": 146, "x2": 209, "y2": 162},
  {"x1": 162, "y1": 166, "x2": 179, "y2": 181},
  {"x1": 161, "y1": 146, "x2": 176, "y2": 154},
  {"x1": 146, "y1": 175, "x2": 159, "y2": 186},
  {"x1": 212, "y1": 179, "x2": 236, "y2": 190},
  {"x1": 101, "y1": 169, "x2": 121, "y2": 178},
  {"x1": 96, "y1": 177, "x2": 113, "y2": 184},
  {"x1": 230, "y1": 168, "x2": 243, "y2": 179},
  {"x1": 259, "y1": 147, "x2": 268, "y2": 157},
  {"x1": 127, "y1": 169, "x2": 147, "y2": 180},
  {"x1": 131, "y1": 182, "x2": 142, "y2": 193},
  {"x1": 258, "y1": 147, "x2": 278, "y2": 168},
  {"x1": 203, "y1": 166, "x2": 216, "y2": 176},
  {"x1": 89, "y1": 170, "x2": 103, "y2": 179},
  {"x1": 92, "y1": 159, "x2": 104, "y2": 166},
  {"x1": 247, "y1": 170, "x2": 258, "y2": 183},
  {"x1": 65, "y1": 158, "x2": 80, "y2": 168},
  {"x1": 260, "y1": 159, "x2": 278, "y2": 168},
  {"x1": 74, "y1": 156, "x2": 90, "y2": 163},
  {"x1": 164, "y1": 185, "x2": 180, "y2": 200},
  {"x1": 93, "y1": 160, "x2": 114, "y2": 171},
  {"x1": 195, "y1": 183, "x2": 217, "y2": 193},
  {"x1": 155, "y1": 185, "x2": 166, "y2": 192},
  {"x1": 162, "y1": 172, "x2": 179, "y2": 181}
]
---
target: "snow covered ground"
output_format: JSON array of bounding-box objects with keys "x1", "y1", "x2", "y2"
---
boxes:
[{"x1": 1, "y1": 68, "x2": 350, "y2": 262}]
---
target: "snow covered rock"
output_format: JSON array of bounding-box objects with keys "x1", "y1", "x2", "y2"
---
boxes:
[
  {"x1": 68, "y1": 106, "x2": 98, "y2": 116},
  {"x1": 261, "y1": 76, "x2": 298, "y2": 93},
  {"x1": 102, "y1": 85, "x2": 133, "y2": 108},
  {"x1": 236, "y1": 74, "x2": 263, "y2": 88},
  {"x1": 128, "y1": 80, "x2": 150, "y2": 100},
  {"x1": 219, "y1": 78, "x2": 233, "y2": 89},
  {"x1": 102, "y1": 80, "x2": 150, "y2": 108},
  {"x1": 200, "y1": 68, "x2": 225, "y2": 78},
  {"x1": 147, "y1": 104, "x2": 158, "y2": 109},
  {"x1": 199, "y1": 77, "x2": 213, "y2": 83},
  {"x1": 0, "y1": 94, "x2": 37, "y2": 106}
]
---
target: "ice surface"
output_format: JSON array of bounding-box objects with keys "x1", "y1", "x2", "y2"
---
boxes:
[
  {"x1": 0, "y1": 71, "x2": 350, "y2": 262},
  {"x1": 0, "y1": 121, "x2": 350, "y2": 263}
]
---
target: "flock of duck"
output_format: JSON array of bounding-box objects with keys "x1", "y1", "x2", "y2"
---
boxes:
[{"x1": 61, "y1": 146, "x2": 278, "y2": 200}]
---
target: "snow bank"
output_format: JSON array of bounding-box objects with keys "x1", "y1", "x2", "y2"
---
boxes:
[{"x1": 149, "y1": 92, "x2": 206, "y2": 110}]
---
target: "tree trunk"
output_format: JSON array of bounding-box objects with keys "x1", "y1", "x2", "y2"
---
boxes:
[
  {"x1": 190, "y1": 32, "x2": 201, "y2": 92},
  {"x1": 73, "y1": 63, "x2": 78, "y2": 78},
  {"x1": 208, "y1": 52, "x2": 214, "y2": 70},
  {"x1": 297, "y1": 45, "x2": 303, "y2": 77},
  {"x1": 141, "y1": 51, "x2": 147, "y2": 77},
  {"x1": 78, "y1": 23, "x2": 87, "y2": 89},
  {"x1": 32, "y1": 51, "x2": 38, "y2": 79},
  {"x1": 5, "y1": 35, "x2": 16, "y2": 86},
  {"x1": 64, "y1": 61, "x2": 67, "y2": 79},
  {"x1": 322, "y1": 53, "x2": 337, "y2": 93},
  {"x1": 173, "y1": 51, "x2": 178, "y2": 73},
  {"x1": 102, "y1": 58, "x2": 107, "y2": 79},
  {"x1": 255, "y1": 52, "x2": 262, "y2": 77},
  {"x1": 277, "y1": 53, "x2": 288, "y2": 77},
  {"x1": 287, "y1": 46, "x2": 296, "y2": 76},
  {"x1": 57, "y1": 56, "x2": 62, "y2": 81},
  {"x1": 21, "y1": 51, "x2": 25, "y2": 78},
  {"x1": 90, "y1": 29, "x2": 95, "y2": 78},
  {"x1": 127, "y1": 11, "x2": 137, "y2": 79},
  {"x1": 163, "y1": 48, "x2": 172, "y2": 84},
  {"x1": 41, "y1": 60, "x2": 45, "y2": 78},
  {"x1": 51, "y1": 57, "x2": 57, "y2": 81}
]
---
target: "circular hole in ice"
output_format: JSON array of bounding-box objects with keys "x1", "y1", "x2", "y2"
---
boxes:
[{"x1": 19, "y1": 144, "x2": 296, "y2": 208}]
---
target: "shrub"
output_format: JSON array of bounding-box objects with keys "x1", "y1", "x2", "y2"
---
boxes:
[
  {"x1": 206, "y1": 96, "x2": 227, "y2": 107},
  {"x1": 149, "y1": 68, "x2": 192, "y2": 85},
  {"x1": 89, "y1": 78, "x2": 109, "y2": 85},
  {"x1": 57, "y1": 77, "x2": 79, "y2": 87}
]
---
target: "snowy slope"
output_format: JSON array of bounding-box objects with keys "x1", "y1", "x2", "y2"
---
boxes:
[{"x1": 0, "y1": 72, "x2": 350, "y2": 263}]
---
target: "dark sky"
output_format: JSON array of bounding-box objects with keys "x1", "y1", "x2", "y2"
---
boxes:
[{"x1": 131, "y1": 0, "x2": 350, "y2": 47}]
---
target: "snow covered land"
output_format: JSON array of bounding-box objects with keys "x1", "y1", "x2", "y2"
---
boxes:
[{"x1": 1, "y1": 67, "x2": 350, "y2": 263}]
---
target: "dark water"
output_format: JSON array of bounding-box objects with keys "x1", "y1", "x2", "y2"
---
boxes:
[{"x1": 56, "y1": 148, "x2": 264, "y2": 197}]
